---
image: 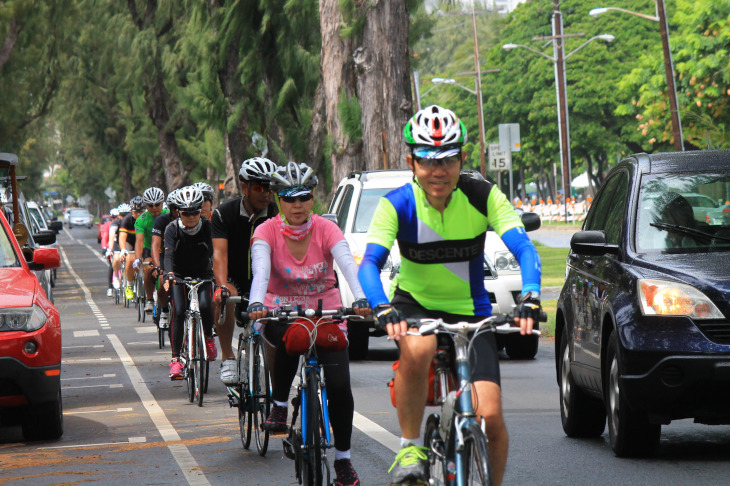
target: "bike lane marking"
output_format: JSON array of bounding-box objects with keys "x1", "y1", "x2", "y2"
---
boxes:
[
  {"x1": 353, "y1": 412, "x2": 400, "y2": 453},
  {"x1": 59, "y1": 244, "x2": 211, "y2": 486}
]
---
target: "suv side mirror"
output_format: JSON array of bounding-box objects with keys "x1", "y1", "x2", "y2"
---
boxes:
[
  {"x1": 33, "y1": 229, "x2": 57, "y2": 246},
  {"x1": 570, "y1": 230, "x2": 619, "y2": 256},
  {"x1": 49, "y1": 220, "x2": 63, "y2": 233},
  {"x1": 321, "y1": 213, "x2": 339, "y2": 225},
  {"x1": 521, "y1": 212, "x2": 541, "y2": 232}
]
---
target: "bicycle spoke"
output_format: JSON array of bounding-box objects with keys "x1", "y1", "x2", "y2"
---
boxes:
[
  {"x1": 252, "y1": 337, "x2": 270, "y2": 456},
  {"x1": 463, "y1": 422, "x2": 493, "y2": 486}
]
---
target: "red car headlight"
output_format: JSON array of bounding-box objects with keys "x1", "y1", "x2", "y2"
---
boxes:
[{"x1": 0, "y1": 305, "x2": 48, "y2": 332}]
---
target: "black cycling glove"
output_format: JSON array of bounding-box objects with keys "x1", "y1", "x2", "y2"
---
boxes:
[
  {"x1": 515, "y1": 291, "x2": 541, "y2": 321},
  {"x1": 352, "y1": 298, "x2": 370, "y2": 311},
  {"x1": 374, "y1": 304, "x2": 402, "y2": 331}
]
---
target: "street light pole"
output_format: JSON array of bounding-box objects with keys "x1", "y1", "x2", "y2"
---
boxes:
[
  {"x1": 656, "y1": 0, "x2": 684, "y2": 151},
  {"x1": 553, "y1": 8, "x2": 572, "y2": 218},
  {"x1": 590, "y1": 2, "x2": 684, "y2": 151}
]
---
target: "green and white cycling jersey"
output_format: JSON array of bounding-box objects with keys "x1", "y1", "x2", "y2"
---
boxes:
[{"x1": 134, "y1": 208, "x2": 169, "y2": 250}]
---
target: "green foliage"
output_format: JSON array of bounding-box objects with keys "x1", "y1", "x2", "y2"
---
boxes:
[{"x1": 338, "y1": 92, "x2": 363, "y2": 145}]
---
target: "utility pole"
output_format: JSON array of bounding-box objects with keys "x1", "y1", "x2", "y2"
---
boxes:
[{"x1": 471, "y1": 3, "x2": 487, "y2": 177}]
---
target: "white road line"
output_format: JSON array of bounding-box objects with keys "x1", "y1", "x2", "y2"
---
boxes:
[
  {"x1": 62, "y1": 374, "x2": 116, "y2": 381},
  {"x1": 62, "y1": 357, "x2": 113, "y2": 363},
  {"x1": 65, "y1": 407, "x2": 134, "y2": 415},
  {"x1": 63, "y1": 384, "x2": 123, "y2": 390},
  {"x1": 59, "y1": 245, "x2": 210, "y2": 486},
  {"x1": 64, "y1": 344, "x2": 104, "y2": 349},
  {"x1": 352, "y1": 412, "x2": 400, "y2": 453},
  {"x1": 73, "y1": 330, "x2": 100, "y2": 337}
]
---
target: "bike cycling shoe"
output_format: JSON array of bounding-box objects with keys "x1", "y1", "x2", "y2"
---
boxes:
[
  {"x1": 388, "y1": 445, "x2": 429, "y2": 485},
  {"x1": 144, "y1": 301, "x2": 153, "y2": 313},
  {"x1": 125, "y1": 286, "x2": 134, "y2": 301},
  {"x1": 219, "y1": 359, "x2": 238, "y2": 385},
  {"x1": 205, "y1": 337, "x2": 218, "y2": 361},
  {"x1": 334, "y1": 458, "x2": 360, "y2": 486},
  {"x1": 261, "y1": 404, "x2": 288, "y2": 432},
  {"x1": 169, "y1": 360, "x2": 183, "y2": 380},
  {"x1": 159, "y1": 312, "x2": 169, "y2": 329}
]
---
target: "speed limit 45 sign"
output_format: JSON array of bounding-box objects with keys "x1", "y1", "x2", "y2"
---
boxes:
[{"x1": 488, "y1": 143, "x2": 511, "y2": 171}]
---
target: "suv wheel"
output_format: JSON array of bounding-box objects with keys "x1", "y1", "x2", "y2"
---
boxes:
[
  {"x1": 347, "y1": 320, "x2": 369, "y2": 361},
  {"x1": 559, "y1": 329, "x2": 605, "y2": 437},
  {"x1": 605, "y1": 330, "x2": 660, "y2": 457},
  {"x1": 22, "y1": 389, "x2": 63, "y2": 441}
]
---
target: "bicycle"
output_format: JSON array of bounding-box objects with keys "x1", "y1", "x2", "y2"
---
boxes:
[
  {"x1": 177, "y1": 277, "x2": 213, "y2": 407},
  {"x1": 406, "y1": 311, "x2": 545, "y2": 486},
  {"x1": 222, "y1": 294, "x2": 271, "y2": 456},
  {"x1": 134, "y1": 261, "x2": 153, "y2": 322},
  {"x1": 120, "y1": 255, "x2": 131, "y2": 308},
  {"x1": 245, "y1": 303, "x2": 362, "y2": 486}
]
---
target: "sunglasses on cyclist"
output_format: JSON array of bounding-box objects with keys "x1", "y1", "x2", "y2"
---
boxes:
[
  {"x1": 413, "y1": 154, "x2": 462, "y2": 169},
  {"x1": 250, "y1": 184, "x2": 272, "y2": 194},
  {"x1": 147, "y1": 202, "x2": 162, "y2": 208},
  {"x1": 180, "y1": 210, "x2": 202, "y2": 217},
  {"x1": 279, "y1": 194, "x2": 314, "y2": 204}
]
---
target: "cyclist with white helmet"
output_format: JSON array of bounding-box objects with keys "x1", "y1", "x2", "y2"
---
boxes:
[
  {"x1": 211, "y1": 156, "x2": 279, "y2": 385},
  {"x1": 162, "y1": 186, "x2": 216, "y2": 379},
  {"x1": 358, "y1": 105, "x2": 542, "y2": 485},
  {"x1": 150, "y1": 189, "x2": 181, "y2": 329},
  {"x1": 134, "y1": 187, "x2": 169, "y2": 313},
  {"x1": 247, "y1": 161, "x2": 371, "y2": 486},
  {"x1": 192, "y1": 182, "x2": 215, "y2": 220},
  {"x1": 109, "y1": 205, "x2": 127, "y2": 291},
  {"x1": 102, "y1": 207, "x2": 119, "y2": 297},
  {"x1": 119, "y1": 196, "x2": 145, "y2": 300}
]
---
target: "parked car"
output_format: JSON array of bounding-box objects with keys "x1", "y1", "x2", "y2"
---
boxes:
[
  {"x1": 0, "y1": 153, "x2": 63, "y2": 441},
  {"x1": 68, "y1": 208, "x2": 93, "y2": 229},
  {"x1": 97, "y1": 214, "x2": 111, "y2": 243},
  {"x1": 27, "y1": 201, "x2": 61, "y2": 288},
  {"x1": 555, "y1": 150, "x2": 730, "y2": 458},
  {"x1": 679, "y1": 191, "x2": 721, "y2": 222},
  {"x1": 326, "y1": 169, "x2": 540, "y2": 360}
]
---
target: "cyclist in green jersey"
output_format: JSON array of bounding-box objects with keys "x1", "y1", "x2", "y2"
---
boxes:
[
  {"x1": 134, "y1": 187, "x2": 169, "y2": 312},
  {"x1": 358, "y1": 105, "x2": 542, "y2": 486}
]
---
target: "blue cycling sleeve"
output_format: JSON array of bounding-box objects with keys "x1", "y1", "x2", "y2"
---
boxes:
[
  {"x1": 501, "y1": 227, "x2": 541, "y2": 294},
  {"x1": 358, "y1": 243, "x2": 391, "y2": 308}
]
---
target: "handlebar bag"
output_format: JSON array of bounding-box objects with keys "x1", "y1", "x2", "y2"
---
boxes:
[{"x1": 283, "y1": 318, "x2": 348, "y2": 355}]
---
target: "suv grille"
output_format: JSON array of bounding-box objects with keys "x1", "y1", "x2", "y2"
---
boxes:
[{"x1": 695, "y1": 320, "x2": 730, "y2": 345}]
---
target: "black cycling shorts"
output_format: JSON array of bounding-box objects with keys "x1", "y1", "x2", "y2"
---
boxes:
[
  {"x1": 142, "y1": 247, "x2": 152, "y2": 259},
  {"x1": 391, "y1": 290, "x2": 500, "y2": 386}
]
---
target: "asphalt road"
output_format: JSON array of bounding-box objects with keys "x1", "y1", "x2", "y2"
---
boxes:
[{"x1": 1, "y1": 227, "x2": 730, "y2": 485}]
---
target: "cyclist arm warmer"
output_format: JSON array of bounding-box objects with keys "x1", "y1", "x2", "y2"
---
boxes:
[
  {"x1": 358, "y1": 243, "x2": 391, "y2": 308},
  {"x1": 248, "y1": 240, "x2": 271, "y2": 305},
  {"x1": 331, "y1": 240, "x2": 365, "y2": 301},
  {"x1": 501, "y1": 226, "x2": 541, "y2": 294}
]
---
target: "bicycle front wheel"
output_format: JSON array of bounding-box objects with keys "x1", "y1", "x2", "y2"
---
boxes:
[
  {"x1": 424, "y1": 414, "x2": 447, "y2": 485},
  {"x1": 194, "y1": 314, "x2": 206, "y2": 407},
  {"x1": 463, "y1": 422, "x2": 493, "y2": 486},
  {"x1": 251, "y1": 336, "x2": 271, "y2": 456},
  {"x1": 183, "y1": 318, "x2": 195, "y2": 402},
  {"x1": 302, "y1": 367, "x2": 324, "y2": 486}
]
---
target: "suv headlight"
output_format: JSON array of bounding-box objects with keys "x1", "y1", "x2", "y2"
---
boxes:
[
  {"x1": 493, "y1": 251, "x2": 520, "y2": 271},
  {"x1": 638, "y1": 279, "x2": 724, "y2": 319},
  {"x1": 0, "y1": 305, "x2": 48, "y2": 332}
]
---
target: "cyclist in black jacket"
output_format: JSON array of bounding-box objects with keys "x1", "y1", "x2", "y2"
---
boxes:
[{"x1": 163, "y1": 186, "x2": 215, "y2": 380}]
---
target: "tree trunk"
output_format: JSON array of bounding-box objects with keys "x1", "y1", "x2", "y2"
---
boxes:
[
  {"x1": 145, "y1": 71, "x2": 185, "y2": 192},
  {"x1": 307, "y1": 82, "x2": 328, "y2": 180},
  {"x1": 0, "y1": 16, "x2": 21, "y2": 71},
  {"x1": 354, "y1": 0, "x2": 413, "y2": 172},
  {"x1": 319, "y1": 0, "x2": 362, "y2": 190}
]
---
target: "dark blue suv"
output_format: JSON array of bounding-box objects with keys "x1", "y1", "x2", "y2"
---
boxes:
[{"x1": 555, "y1": 150, "x2": 730, "y2": 457}]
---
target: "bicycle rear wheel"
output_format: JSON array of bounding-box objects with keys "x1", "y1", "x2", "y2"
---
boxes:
[
  {"x1": 463, "y1": 422, "x2": 493, "y2": 486},
  {"x1": 251, "y1": 336, "x2": 271, "y2": 456},
  {"x1": 237, "y1": 334, "x2": 252, "y2": 449},
  {"x1": 302, "y1": 367, "x2": 324, "y2": 486},
  {"x1": 424, "y1": 414, "x2": 447, "y2": 485},
  {"x1": 194, "y1": 314, "x2": 206, "y2": 407}
]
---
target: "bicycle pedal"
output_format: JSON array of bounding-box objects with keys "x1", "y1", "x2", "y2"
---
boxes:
[{"x1": 282, "y1": 439, "x2": 296, "y2": 460}]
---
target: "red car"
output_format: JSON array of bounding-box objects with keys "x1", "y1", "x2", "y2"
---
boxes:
[{"x1": 0, "y1": 154, "x2": 63, "y2": 440}]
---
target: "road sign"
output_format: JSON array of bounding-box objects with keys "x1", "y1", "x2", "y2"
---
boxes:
[
  {"x1": 104, "y1": 186, "x2": 116, "y2": 200},
  {"x1": 498, "y1": 123, "x2": 521, "y2": 152},
  {"x1": 488, "y1": 143, "x2": 512, "y2": 171}
]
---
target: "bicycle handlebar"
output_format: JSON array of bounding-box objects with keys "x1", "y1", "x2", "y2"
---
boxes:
[
  {"x1": 240, "y1": 305, "x2": 365, "y2": 324},
  {"x1": 405, "y1": 310, "x2": 546, "y2": 337}
]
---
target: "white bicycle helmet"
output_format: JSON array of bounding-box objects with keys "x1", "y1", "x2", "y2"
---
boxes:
[
  {"x1": 238, "y1": 157, "x2": 279, "y2": 183},
  {"x1": 404, "y1": 105, "x2": 467, "y2": 147},
  {"x1": 192, "y1": 182, "x2": 215, "y2": 202},
  {"x1": 166, "y1": 189, "x2": 179, "y2": 209},
  {"x1": 117, "y1": 203, "x2": 132, "y2": 215},
  {"x1": 175, "y1": 186, "x2": 204, "y2": 211},
  {"x1": 271, "y1": 161, "x2": 318, "y2": 195},
  {"x1": 143, "y1": 187, "x2": 165, "y2": 205},
  {"x1": 110, "y1": 208, "x2": 119, "y2": 217}
]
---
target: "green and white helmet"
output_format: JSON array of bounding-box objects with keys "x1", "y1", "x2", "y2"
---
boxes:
[{"x1": 404, "y1": 105, "x2": 467, "y2": 147}]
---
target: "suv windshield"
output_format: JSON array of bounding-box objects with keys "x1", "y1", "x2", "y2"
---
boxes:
[
  {"x1": 636, "y1": 172, "x2": 730, "y2": 253},
  {"x1": 353, "y1": 188, "x2": 392, "y2": 233}
]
